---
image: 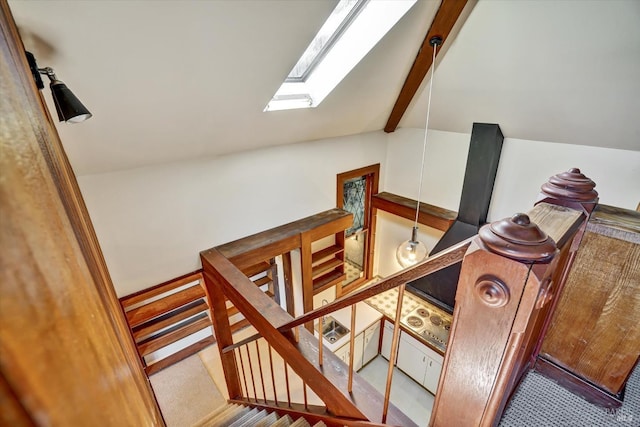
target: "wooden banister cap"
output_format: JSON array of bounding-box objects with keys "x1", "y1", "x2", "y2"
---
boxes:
[
  {"x1": 479, "y1": 213, "x2": 558, "y2": 262},
  {"x1": 540, "y1": 168, "x2": 598, "y2": 203}
]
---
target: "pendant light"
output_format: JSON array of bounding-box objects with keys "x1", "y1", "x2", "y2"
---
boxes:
[{"x1": 396, "y1": 36, "x2": 442, "y2": 268}]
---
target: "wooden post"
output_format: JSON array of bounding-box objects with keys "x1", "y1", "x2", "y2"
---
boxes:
[
  {"x1": 536, "y1": 167, "x2": 599, "y2": 216},
  {"x1": 531, "y1": 168, "x2": 598, "y2": 360},
  {"x1": 300, "y1": 233, "x2": 314, "y2": 332},
  {"x1": 535, "y1": 170, "x2": 640, "y2": 407},
  {"x1": 1, "y1": 2, "x2": 163, "y2": 425},
  {"x1": 431, "y1": 213, "x2": 559, "y2": 427},
  {"x1": 201, "y1": 269, "x2": 243, "y2": 399}
]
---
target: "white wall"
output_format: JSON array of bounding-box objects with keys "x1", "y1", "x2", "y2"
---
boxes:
[
  {"x1": 374, "y1": 128, "x2": 469, "y2": 277},
  {"x1": 488, "y1": 138, "x2": 640, "y2": 221},
  {"x1": 79, "y1": 125, "x2": 639, "y2": 296},
  {"x1": 384, "y1": 128, "x2": 471, "y2": 212},
  {"x1": 79, "y1": 131, "x2": 388, "y2": 297},
  {"x1": 376, "y1": 127, "x2": 640, "y2": 278}
]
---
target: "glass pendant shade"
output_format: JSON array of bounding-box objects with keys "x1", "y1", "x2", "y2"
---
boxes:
[
  {"x1": 396, "y1": 227, "x2": 427, "y2": 268},
  {"x1": 395, "y1": 36, "x2": 441, "y2": 270}
]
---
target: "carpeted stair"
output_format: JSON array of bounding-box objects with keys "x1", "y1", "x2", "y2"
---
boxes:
[{"x1": 193, "y1": 403, "x2": 327, "y2": 427}]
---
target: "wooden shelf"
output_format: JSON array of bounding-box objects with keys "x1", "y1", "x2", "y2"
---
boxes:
[
  {"x1": 131, "y1": 299, "x2": 208, "y2": 342},
  {"x1": 145, "y1": 335, "x2": 215, "y2": 376},
  {"x1": 313, "y1": 271, "x2": 346, "y2": 294},
  {"x1": 312, "y1": 245, "x2": 344, "y2": 265},
  {"x1": 253, "y1": 275, "x2": 272, "y2": 287},
  {"x1": 137, "y1": 313, "x2": 211, "y2": 357},
  {"x1": 242, "y1": 261, "x2": 271, "y2": 278},
  {"x1": 125, "y1": 284, "x2": 205, "y2": 328},
  {"x1": 312, "y1": 257, "x2": 343, "y2": 279},
  {"x1": 372, "y1": 192, "x2": 457, "y2": 232}
]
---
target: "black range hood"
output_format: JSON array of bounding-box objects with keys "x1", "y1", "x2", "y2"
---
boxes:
[{"x1": 407, "y1": 123, "x2": 504, "y2": 314}]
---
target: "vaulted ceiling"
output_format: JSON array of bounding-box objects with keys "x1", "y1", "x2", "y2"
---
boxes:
[{"x1": 8, "y1": 0, "x2": 640, "y2": 175}]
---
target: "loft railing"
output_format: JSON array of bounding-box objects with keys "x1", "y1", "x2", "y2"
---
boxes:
[
  {"x1": 202, "y1": 245, "x2": 420, "y2": 426},
  {"x1": 227, "y1": 336, "x2": 326, "y2": 412},
  {"x1": 200, "y1": 168, "x2": 598, "y2": 427},
  {"x1": 213, "y1": 237, "x2": 470, "y2": 424}
]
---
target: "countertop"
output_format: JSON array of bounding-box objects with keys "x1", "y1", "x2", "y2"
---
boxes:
[
  {"x1": 365, "y1": 287, "x2": 452, "y2": 354},
  {"x1": 314, "y1": 286, "x2": 453, "y2": 355},
  {"x1": 314, "y1": 301, "x2": 382, "y2": 352}
]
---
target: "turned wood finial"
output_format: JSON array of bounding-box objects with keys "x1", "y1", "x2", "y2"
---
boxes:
[
  {"x1": 539, "y1": 168, "x2": 598, "y2": 204},
  {"x1": 479, "y1": 213, "x2": 558, "y2": 262}
]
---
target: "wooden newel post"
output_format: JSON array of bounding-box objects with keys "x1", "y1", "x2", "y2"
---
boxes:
[
  {"x1": 536, "y1": 167, "x2": 599, "y2": 215},
  {"x1": 430, "y1": 213, "x2": 559, "y2": 427},
  {"x1": 531, "y1": 168, "x2": 598, "y2": 358},
  {"x1": 201, "y1": 268, "x2": 243, "y2": 399}
]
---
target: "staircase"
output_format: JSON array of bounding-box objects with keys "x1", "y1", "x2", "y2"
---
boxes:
[{"x1": 194, "y1": 403, "x2": 327, "y2": 427}]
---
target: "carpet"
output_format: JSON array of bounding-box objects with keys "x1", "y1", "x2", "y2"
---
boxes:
[
  {"x1": 500, "y1": 363, "x2": 640, "y2": 426},
  {"x1": 149, "y1": 355, "x2": 226, "y2": 427}
]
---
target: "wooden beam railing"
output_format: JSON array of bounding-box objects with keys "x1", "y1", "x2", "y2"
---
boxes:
[
  {"x1": 277, "y1": 238, "x2": 471, "y2": 334},
  {"x1": 119, "y1": 271, "x2": 215, "y2": 375},
  {"x1": 429, "y1": 168, "x2": 599, "y2": 426},
  {"x1": 219, "y1": 237, "x2": 470, "y2": 368},
  {"x1": 201, "y1": 248, "x2": 419, "y2": 425},
  {"x1": 202, "y1": 248, "x2": 369, "y2": 421},
  {"x1": 200, "y1": 168, "x2": 599, "y2": 427}
]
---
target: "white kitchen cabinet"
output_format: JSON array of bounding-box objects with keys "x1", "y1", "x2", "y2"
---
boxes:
[
  {"x1": 423, "y1": 356, "x2": 442, "y2": 394},
  {"x1": 334, "y1": 342, "x2": 350, "y2": 365},
  {"x1": 353, "y1": 332, "x2": 364, "y2": 371},
  {"x1": 381, "y1": 319, "x2": 396, "y2": 363},
  {"x1": 362, "y1": 321, "x2": 381, "y2": 367},
  {"x1": 333, "y1": 320, "x2": 380, "y2": 371},
  {"x1": 397, "y1": 331, "x2": 443, "y2": 395},
  {"x1": 397, "y1": 332, "x2": 428, "y2": 383},
  {"x1": 335, "y1": 333, "x2": 363, "y2": 370}
]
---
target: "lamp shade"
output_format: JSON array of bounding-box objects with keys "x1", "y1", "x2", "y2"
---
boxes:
[
  {"x1": 50, "y1": 80, "x2": 92, "y2": 123},
  {"x1": 396, "y1": 226, "x2": 427, "y2": 268}
]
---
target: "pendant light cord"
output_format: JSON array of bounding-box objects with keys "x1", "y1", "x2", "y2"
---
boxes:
[{"x1": 413, "y1": 38, "x2": 440, "y2": 230}]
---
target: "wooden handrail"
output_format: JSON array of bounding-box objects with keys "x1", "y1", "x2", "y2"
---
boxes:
[
  {"x1": 277, "y1": 237, "x2": 472, "y2": 333},
  {"x1": 202, "y1": 169, "x2": 600, "y2": 427},
  {"x1": 220, "y1": 237, "x2": 471, "y2": 354},
  {"x1": 201, "y1": 247, "x2": 418, "y2": 425},
  {"x1": 430, "y1": 203, "x2": 587, "y2": 426},
  {"x1": 202, "y1": 248, "x2": 368, "y2": 421}
]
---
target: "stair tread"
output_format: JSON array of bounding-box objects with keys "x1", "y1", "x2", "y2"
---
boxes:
[
  {"x1": 192, "y1": 403, "x2": 234, "y2": 426},
  {"x1": 217, "y1": 404, "x2": 249, "y2": 426},
  {"x1": 289, "y1": 417, "x2": 311, "y2": 427},
  {"x1": 254, "y1": 411, "x2": 278, "y2": 427},
  {"x1": 226, "y1": 407, "x2": 259, "y2": 427},
  {"x1": 229, "y1": 408, "x2": 267, "y2": 427},
  {"x1": 269, "y1": 414, "x2": 293, "y2": 427},
  {"x1": 207, "y1": 404, "x2": 239, "y2": 425}
]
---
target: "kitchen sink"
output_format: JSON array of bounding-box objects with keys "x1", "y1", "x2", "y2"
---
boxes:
[{"x1": 319, "y1": 316, "x2": 350, "y2": 343}]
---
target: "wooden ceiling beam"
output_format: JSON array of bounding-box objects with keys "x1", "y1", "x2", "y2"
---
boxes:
[{"x1": 384, "y1": 0, "x2": 470, "y2": 133}]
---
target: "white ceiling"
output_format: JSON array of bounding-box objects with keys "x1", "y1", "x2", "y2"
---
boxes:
[{"x1": 8, "y1": 0, "x2": 640, "y2": 176}]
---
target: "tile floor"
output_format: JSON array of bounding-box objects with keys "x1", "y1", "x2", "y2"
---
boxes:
[{"x1": 358, "y1": 355, "x2": 434, "y2": 427}]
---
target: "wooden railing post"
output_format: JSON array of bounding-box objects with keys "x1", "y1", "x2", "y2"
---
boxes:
[
  {"x1": 201, "y1": 269, "x2": 243, "y2": 399},
  {"x1": 431, "y1": 212, "x2": 562, "y2": 427},
  {"x1": 531, "y1": 168, "x2": 598, "y2": 359},
  {"x1": 201, "y1": 249, "x2": 369, "y2": 421},
  {"x1": 536, "y1": 167, "x2": 599, "y2": 216}
]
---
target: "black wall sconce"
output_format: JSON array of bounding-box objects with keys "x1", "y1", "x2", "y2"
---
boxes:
[{"x1": 26, "y1": 51, "x2": 92, "y2": 123}]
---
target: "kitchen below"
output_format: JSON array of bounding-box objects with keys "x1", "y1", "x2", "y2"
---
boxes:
[{"x1": 314, "y1": 284, "x2": 452, "y2": 398}]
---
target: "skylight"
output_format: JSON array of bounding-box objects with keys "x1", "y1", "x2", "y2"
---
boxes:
[{"x1": 264, "y1": 0, "x2": 417, "y2": 112}]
